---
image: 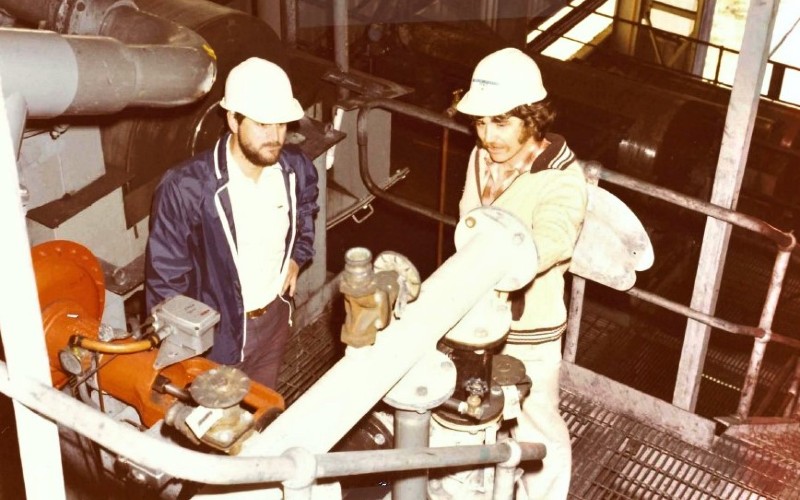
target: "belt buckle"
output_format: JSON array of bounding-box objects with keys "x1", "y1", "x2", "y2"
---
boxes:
[{"x1": 246, "y1": 303, "x2": 269, "y2": 320}]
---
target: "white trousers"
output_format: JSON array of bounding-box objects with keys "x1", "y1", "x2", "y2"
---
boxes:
[{"x1": 502, "y1": 339, "x2": 571, "y2": 500}]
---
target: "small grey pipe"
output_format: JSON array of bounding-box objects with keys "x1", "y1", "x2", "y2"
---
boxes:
[
  {"x1": 333, "y1": 0, "x2": 349, "y2": 99},
  {"x1": 283, "y1": 0, "x2": 298, "y2": 46},
  {"x1": 315, "y1": 442, "x2": 546, "y2": 478},
  {"x1": 333, "y1": 0, "x2": 348, "y2": 73},
  {"x1": 492, "y1": 439, "x2": 522, "y2": 500},
  {"x1": 393, "y1": 409, "x2": 431, "y2": 500}
]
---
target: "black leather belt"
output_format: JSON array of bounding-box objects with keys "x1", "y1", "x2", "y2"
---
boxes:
[{"x1": 246, "y1": 302, "x2": 270, "y2": 320}]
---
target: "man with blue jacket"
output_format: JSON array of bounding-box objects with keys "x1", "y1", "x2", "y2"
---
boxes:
[{"x1": 145, "y1": 57, "x2": 319, "y2": 389}]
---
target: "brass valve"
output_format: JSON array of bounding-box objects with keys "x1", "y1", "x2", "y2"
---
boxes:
[{"x1": 339, "y1": 247, "x2": 420, "y2": 348}]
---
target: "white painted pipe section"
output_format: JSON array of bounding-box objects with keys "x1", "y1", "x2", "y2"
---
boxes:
[
  {"x1": 0, "y1": 85, "x2": 66, "y2": 500},
  {"x1": 0, "y1": 362, "x2": 303, "y2": 484},
  {"x1": 244, "y1": 207, "x2": 537, "y2": 456},
  {"x1": 0, "y1": 29, "x2": 79, "y2": 117},
  {"x1": 2, "y1": 93, "x2": 29, "y2": 154}
]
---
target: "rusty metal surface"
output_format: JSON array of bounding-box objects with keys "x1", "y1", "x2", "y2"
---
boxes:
[{"x1": 721, "y1": 422, "x2": 800, "y2": 467}]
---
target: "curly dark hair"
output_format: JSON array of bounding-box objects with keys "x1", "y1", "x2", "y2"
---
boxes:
[
  {"x1": 504, "y1": 99, "x2": 557, "y2": 142},
  {"x1": 469, "y1": 99, "x2": 556, "y2": 142}
]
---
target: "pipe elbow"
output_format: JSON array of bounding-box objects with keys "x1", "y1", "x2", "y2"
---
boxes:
[{"x1": 100, "y1": 6, "x2": 217, "y2": 106}]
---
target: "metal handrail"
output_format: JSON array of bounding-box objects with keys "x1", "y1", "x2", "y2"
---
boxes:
[
  {"x1": 357, "y1": 97, "x2": 467, "y2": 226},
  {"x1": 0, "y1": 360, "x2": 543, "y2": 494},
  {"x1": 354, "y1": 97, "x2": 798, "y2": 420}
]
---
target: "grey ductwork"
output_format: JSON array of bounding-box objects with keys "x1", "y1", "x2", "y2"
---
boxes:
[{"x1": 0, "y1": 0, "x2": 216, "y2": 118}]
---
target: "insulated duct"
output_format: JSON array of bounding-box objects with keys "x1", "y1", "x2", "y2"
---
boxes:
[
  {"x1": 97, "y1": 0, "x2": 291, "y2": 227},
  {"x1": 3, "y1": 0, "x2": 293, "y2": 228},
  {"x1": 0, "y1": 0, "x2": 216, "y2": 117}
]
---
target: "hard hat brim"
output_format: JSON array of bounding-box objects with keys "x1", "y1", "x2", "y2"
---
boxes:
[
  {"x1": 220, "y1": 98, "x2": 305, "y2": 124},
  {"x1": 456, "y1": 87, "x2": 547, "y2": 117}
]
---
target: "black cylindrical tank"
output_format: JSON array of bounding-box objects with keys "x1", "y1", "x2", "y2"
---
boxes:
[{"x1": 100, "y1": 0, "x2": 288, "y2": 226}]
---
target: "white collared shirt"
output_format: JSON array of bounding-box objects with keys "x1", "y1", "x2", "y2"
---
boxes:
[{"x1": 226, "y1": 140, "x2": 290, "y2": 311}]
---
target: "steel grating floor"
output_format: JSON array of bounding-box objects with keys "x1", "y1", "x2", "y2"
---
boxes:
[
  {"x1": 563, "y1": 389, "x2": 800, "y2": 499},
  {"x1": 277, "y1": 304, "x2": 344, "y2": 406},
  {"x1": 278, "y1": 300, "x2": 800, "y2": 498}
]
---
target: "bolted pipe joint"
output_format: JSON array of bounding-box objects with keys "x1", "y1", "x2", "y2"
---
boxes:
[
  {"x1": 497, "y1": 439, "x2": 523, "y2": 469},
  {"x1": 281, "y1": 447, "x2": 318, "y2": 493},
  {"x1": 56, "y1": 0, "x2": 138, "y2": 35},
  {"x1": 455, "y1": 206, "x2": 538, "y2": 292}
]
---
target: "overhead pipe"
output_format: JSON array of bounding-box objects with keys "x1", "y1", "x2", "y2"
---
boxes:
[
  {"x1": 283, "y1": 0, "x2": 298, "y2": 46},
  {"x1": 0, "y1": 0, "x2": 216, "y2": 118},
  {"x1": 333, "y1": 0, "x2": 349, "y2": 100}
]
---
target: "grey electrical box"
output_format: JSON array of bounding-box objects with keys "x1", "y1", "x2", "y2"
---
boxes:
[{"x1": 152, "y1": 295, "x2": 220, "y2": 369}]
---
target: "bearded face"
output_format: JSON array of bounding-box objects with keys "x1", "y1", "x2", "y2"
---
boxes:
[{"x1": 235, "y1": 117, "x2": 288, "y2": 167}]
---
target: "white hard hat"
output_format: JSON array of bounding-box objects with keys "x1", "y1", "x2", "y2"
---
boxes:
[
  {"x1": 220, "y1": 57, "x2": 304, "y2": 124},
  {"x1": 456, "y1": 48, "x2": 547, "y2": 117}
]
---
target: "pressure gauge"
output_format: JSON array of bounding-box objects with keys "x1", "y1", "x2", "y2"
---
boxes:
[{"x1": 58, "y1": 348, "x2": 84, "y2": 376}]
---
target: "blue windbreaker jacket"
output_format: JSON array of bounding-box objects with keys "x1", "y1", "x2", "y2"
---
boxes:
[{"x1": 144, "y1": 132, "x2": 319, "y2": 364}]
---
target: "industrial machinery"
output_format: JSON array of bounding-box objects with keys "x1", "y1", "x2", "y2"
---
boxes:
[
  {"x1": 3, "y1": 0, "x2": 800, "y2": 498},
  {"x1": 31, "y1": 239, "x2": 284, "y2": 496}
]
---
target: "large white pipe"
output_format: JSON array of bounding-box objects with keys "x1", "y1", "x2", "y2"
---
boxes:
[
  {"x1": 244, "y1": 207, "x2": 537, "y2": 456},
  {"x1": 0, "y1": 81, "x2": 66, "y2": 500}
]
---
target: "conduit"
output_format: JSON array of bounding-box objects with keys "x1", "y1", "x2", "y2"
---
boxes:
[
  {"x1": 69, "y1": 334, "x2": 159, "y2": 354},
  {"x1": 0, "y1": 0, "x2": 216, "y2": 118},
  {"x1": 0, "y1": 73, "x2": 66, "y2": 500}
]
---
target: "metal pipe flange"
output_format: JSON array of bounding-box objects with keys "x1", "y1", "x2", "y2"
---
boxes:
[{"x1": 454, "y1": 207, "x2": 538, "y2": 292}]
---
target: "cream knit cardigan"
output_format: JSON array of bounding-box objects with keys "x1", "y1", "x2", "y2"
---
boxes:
[{"x1": 459, "y1": 146, "x2": 588, "y2": 343}]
